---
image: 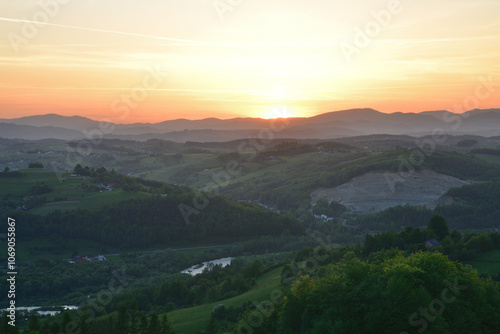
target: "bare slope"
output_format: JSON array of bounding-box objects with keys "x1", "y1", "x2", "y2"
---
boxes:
[{"x1": 311, "y1": 170, "x2": 470, "y2": 213}]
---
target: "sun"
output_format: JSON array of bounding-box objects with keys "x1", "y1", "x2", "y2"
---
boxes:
[{"x1": 261, "y1": 106, "x2": 294, "y2": 119}]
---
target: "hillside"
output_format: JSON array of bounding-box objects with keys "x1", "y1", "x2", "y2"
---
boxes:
[
  {"x1": 3, "y1": 135, "x2": 500, "y2": 232},
  {"x1": 311, "y1": 170, "x2": 470, "y2": 213},
  {"x1": 167, "y1": 266, "x2": 283, "y2": 333},
  {"x1": 0, "y1": 167, "x2": 304, "y2": 251},
  {"x1": 0, "y1": 168, "x2": 152, "y2": 214}
]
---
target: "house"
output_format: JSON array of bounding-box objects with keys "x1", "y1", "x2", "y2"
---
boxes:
[
  {"x1": 314, "y1": 214, "x2": 334, "y2": 222},
  {"x1": 70, "y1": 255, "x2": 107, "y2": 263},
  {"x1": 425, "y1": 239, "x2": 441, "y2": 248},
  {"x1": 95, "y1": 255, "x2": 107, "y2": 261}
]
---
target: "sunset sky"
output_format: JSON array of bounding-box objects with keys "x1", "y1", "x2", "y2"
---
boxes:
[{"x1": 1, "y1": 0, "x2": 499, "y2": 123}]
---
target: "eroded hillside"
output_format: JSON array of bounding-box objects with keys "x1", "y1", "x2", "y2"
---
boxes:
[{"x1": 311, "y1": 170, "x2": 470, "y2": 213}]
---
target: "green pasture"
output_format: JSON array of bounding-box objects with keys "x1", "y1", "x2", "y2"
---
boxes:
[{"x1": 167, "y1": 266, "x2": 283, "y2": 334}]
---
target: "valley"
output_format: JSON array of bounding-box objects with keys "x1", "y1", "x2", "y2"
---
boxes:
[
  {"x1": 1, "y1": 114, "x2": 500, "y2": 333},
  {"x1": 3, "y1": 0, "x2": 500, "y2": 331}
]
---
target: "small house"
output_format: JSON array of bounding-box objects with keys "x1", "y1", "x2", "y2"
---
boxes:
[
  {"x1": 95, "y1": 255, "x2": 107, "y2": 261},
  {"x1": 425, "y1": 239, "x2": 441, "y2": 248}
]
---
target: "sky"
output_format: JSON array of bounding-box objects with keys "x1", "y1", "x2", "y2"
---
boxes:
[{"x1": 1, "y1": 0, "x2": 499, "y2": 123}]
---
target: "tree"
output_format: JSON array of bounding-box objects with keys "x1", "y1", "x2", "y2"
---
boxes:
[
  {"x1": 61, "y1": 311, "x2": 72, "y2": 332},
  {"x1": 160, "y1": 315, "x2": 175, "y2": 334},
  {"x1": 148, "y1": 313, "x2": 161, "y2": 334},
  {"x1": 274, "y1": 251, "x2": 500, "y2": 334},
  {"x1": 138, "y1": 313, "x2": 148, "y2": 334},
  {"x1": 245, "y1": 260, "x2": 264, "y2": 278},
  {"x1": 27, "y1": 314, "x2": 40, "y2": 333},
  {"x1": 3, "y1": 167, "x2": 9, "y2": 173},
  {"x1": 31, "y1": 182, "x2": 53, "y2": 195},
  {"x1": 77, "y1": 310, "x2": 94, "y2": 334},
  {"x1": 450, "y1": 229, "x2": 462, "y2": 243},
  {"x1": 74, "y1": 164, "x2": 84, "y2": 175},
  {"x1": 116, "y1": 305, "x2": 129, "y2": 334},
  {"x1": 427, "y1": 215, "x2": 449, "y2": 240},
  {"x1": 205, "y1": 313, "x2": 218, "y2": 334},
  {"x1": 467, "y1": 234, "x2": 493, "y2": 252},
  {"x1": 312, "y1": 199, "x2": 328, "y2": 216},
  {"x1": 1, "y1": 312, "x2": 20, "y2": 334},
  {"x1": 49, "y1": 321, "x2": 60, "y2": 334}
]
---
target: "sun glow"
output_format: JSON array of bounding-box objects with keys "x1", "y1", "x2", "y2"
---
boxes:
[
  {"x1": 261, "y1": 106, "x2": 294, "y2": 119},
  {"x1": 1, "y1": 1, "x2": 500, "y2": 121}
]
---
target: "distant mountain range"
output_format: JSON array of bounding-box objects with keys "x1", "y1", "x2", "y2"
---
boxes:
[{"x1": 1, "y1": 108, "x2": 500, "y2": 142}]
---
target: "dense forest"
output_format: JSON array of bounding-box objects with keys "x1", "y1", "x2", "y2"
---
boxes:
[
  {"x1": 0, "y1": 166, "x2": 304, "y2": 249},
  {"x1": 268, "y1": 251, "x2": 500, "y2": 334},
  {"x1": 7, "y1": 195, "x2": 302, "y2": 248},
  {"x1": 3, "y1": 216, "x2": 499, "y2": 334}
]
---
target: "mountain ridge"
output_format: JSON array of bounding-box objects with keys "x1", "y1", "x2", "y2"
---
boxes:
[{"x1": 1, "y1": 108, "x2": 500, "y2": 142}]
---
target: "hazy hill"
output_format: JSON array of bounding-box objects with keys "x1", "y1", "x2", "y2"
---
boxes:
[
  {"x1": 2, "y1": 108, "x2": 500, "y2": 142},
  {"x1": 0, "y1": 114, "x2": 99, "y2": 131},
  {"x1": 0, "y1": 123, "x2": 85, "y2": 140}
]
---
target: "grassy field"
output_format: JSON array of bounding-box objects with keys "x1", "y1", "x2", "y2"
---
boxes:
[
  {"x1": 0, "y1": 169, "x2": 59, "y2": 197},
  {"x1": 0, "y1": 169, "x2": 153, "y2": 214},
  {"x1": 465, "y1": 249, "x2": 500, "y2": 277},
  {"x1": 166, "y1": 266, "x2": 283, "y2": 334}
]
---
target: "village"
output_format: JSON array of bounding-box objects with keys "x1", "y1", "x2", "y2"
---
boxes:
[{"x1": 68, "y1": 255, "x2": 107, "y2": 263}]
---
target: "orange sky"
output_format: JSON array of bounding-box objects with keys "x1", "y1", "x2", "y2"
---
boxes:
[{"x1": 1, "y1": 0, "x2": 499, "y2": 123}]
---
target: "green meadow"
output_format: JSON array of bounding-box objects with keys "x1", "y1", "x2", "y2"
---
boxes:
[
  {"x1": 0, "y1": 168, "x2": 152, "y2": 215},
  {"x1": 167, "y1": 266, "x2": 283, "y2": 334}
]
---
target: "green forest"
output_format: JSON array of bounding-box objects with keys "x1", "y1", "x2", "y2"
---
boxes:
[
  {"x1": 1, "y1": 136, "x2": 500, "y2": 333},
  {"x1": 2, "y1": 217, "x2": 499, "y2": 334}
]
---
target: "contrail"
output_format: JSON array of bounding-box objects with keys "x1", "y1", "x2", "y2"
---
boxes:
[
  {"x1": 0, "y1": 17, "x2": 335, "y2": 47},
  {"x1": 0, "y1": 17, "x2": 215, "y2": 46}
]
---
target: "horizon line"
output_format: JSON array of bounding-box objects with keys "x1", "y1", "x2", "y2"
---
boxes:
[{"x1": 2, "y1": 108, "x2": 498, "y2": 125}]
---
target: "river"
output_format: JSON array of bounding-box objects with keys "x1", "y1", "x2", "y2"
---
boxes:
[{"x1": 181, "y1": 257, "x2": 234, "y2": 276}]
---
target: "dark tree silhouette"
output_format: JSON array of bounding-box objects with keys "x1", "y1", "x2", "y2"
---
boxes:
[{"x1": 427, "y1": 215, "x2": 449, "y2": 240}]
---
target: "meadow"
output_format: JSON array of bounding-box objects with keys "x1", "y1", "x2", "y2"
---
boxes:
[{"x1": 166, "y1": 266, "x2": 283, "y2": 334}]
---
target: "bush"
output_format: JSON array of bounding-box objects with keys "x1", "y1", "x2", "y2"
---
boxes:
[{"x1": 31, "y1": 182, "x2": 53, "y2": 195}]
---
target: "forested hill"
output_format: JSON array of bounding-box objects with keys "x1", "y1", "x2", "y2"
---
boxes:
[
  {"x1": 14, "y1": 196, "x2": 303, "y2": 248},
  {"x1": 1, "y1": 168, "x2": 304, "y2": 249}
]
